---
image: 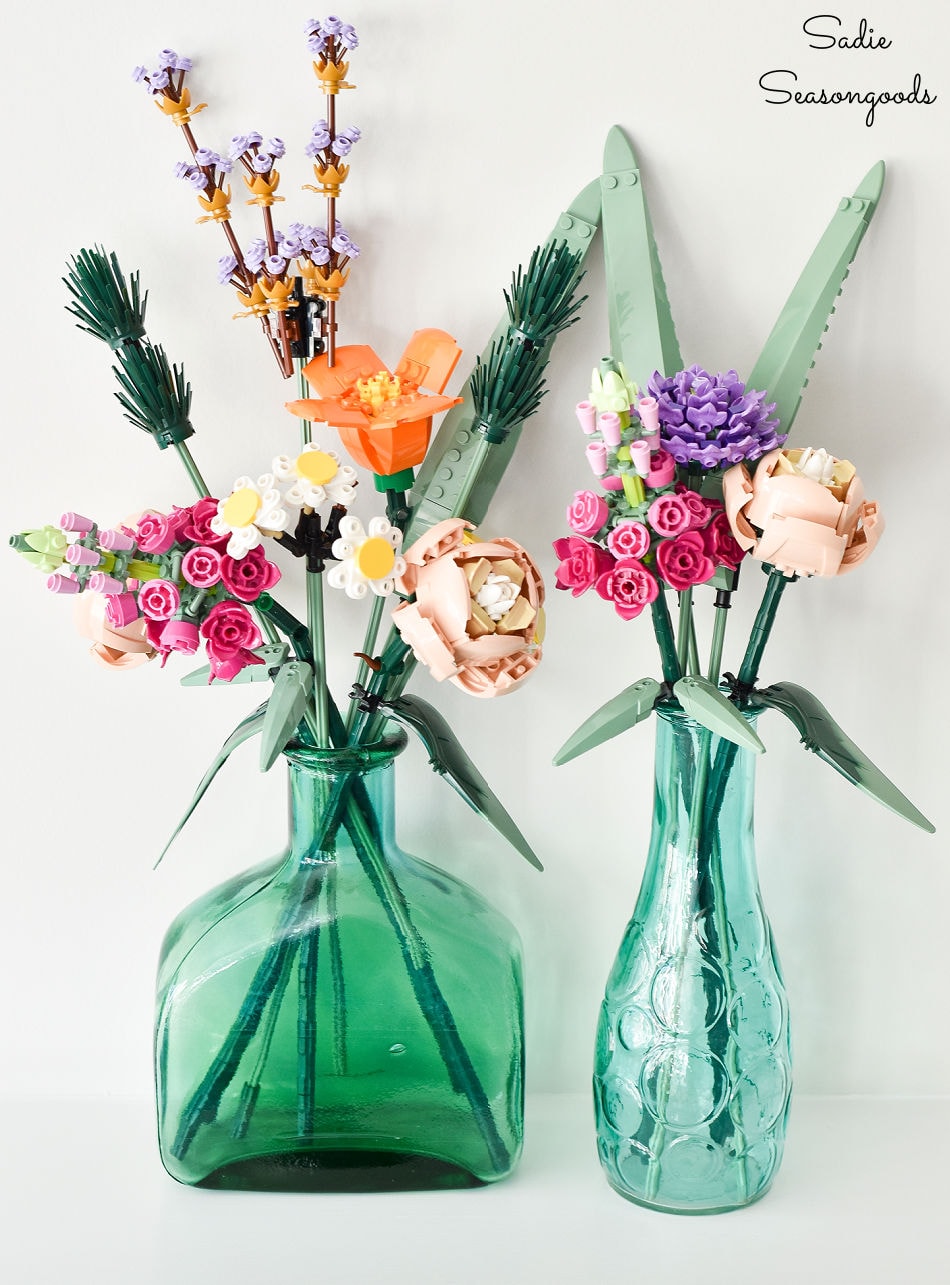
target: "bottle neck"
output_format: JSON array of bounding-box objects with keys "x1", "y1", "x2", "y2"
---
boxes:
[{"x1": 285, "y1": 732, "x2": 405, "y2": 864}]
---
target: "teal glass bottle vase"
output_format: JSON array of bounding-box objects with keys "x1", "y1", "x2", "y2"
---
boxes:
[
  {"x1": 594, "y1": 706, "x2": 791, "y2": 1214},
  {"x1": 155, "y1": 729, "x2": 524, "y2": 1191}
]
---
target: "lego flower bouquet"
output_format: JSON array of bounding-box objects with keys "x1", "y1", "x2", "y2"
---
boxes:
[
  {"x1": 12, "y1": 18, "x2": 585, "y2": 1191},
  {"x1": 553, "y1": 130, "x2": 932, "y2": 1214}
]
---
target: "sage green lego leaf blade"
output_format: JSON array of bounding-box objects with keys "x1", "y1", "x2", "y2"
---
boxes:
[
  {"x1": 383, "y1": 694, "x2": 543, "y2": 870},
  {"x1": 259, "y1": 661, "x2": 314, "y2": 772},
  {"x1": 155, "y1": 705, "x2": 267, "y2": 868},
  {"x1": 554, "y1": 677, "x2": 662, "y2": 766},
  {"x1": 752, "y1": 681, "x2": 934, "y2": 833},
  {"x1": 747, "y1": 161, "x2": 885, "y2": 439},
  {"x1": 407, "y1": 179, "x2": 601, "y2": 540},
  {"x1": 674, "y1": 676, "x2": 766, "y2": 754},
  {"x1": 602, "y1": 126, "x2": 682, "y2": 385}
]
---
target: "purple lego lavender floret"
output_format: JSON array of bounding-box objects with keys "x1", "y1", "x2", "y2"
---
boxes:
[
  {"x1": 251, "y1": 153, "x2": 274, "y2": 174},
  {"x1": 338, "y1": 125, "x2": 361, "y2": 143},
  {"x1": 244, "y1": 240, "x2": 268, "y2": 271},
  {"x1": 265, "y1": 137, "x2": 286, "y2": 159},
  {"x1": 217, "y1": 254, "x2": 238, "y2": 285},
  {"x1": 330, "y1": 136, "x2": 352, "y2": 158},
  {"x1": 185, "y1": 169, "x2": 209, "y2": 191},
  {"x1": 173, "y1": 161, "x2": 191, "y2": 180},
  {"x1": 264, "y1": 255, "x2": 287, "y2": 277},
  {"x1": 195, "y1": 148, "x2": 217, "y2": 167},
  {"x1": 338, "y1": 24, "x2": 359, "y2": 48},
  {"x1": 307, "y1": 246, "x2": 331, "y2": 266},
  {"x1": 175, "y1": 56, "x2": 193, "y2": 72},
  {"x1": 648, "y1": 364, "x2": 783, "y2": 471},
  {"x1": 157, "y1": 49, "x2": 179, "y2": 69},
  {"x1": 322, "y1": 15, "x2": 343, "y2": 34},
  {"x1": 150, "y1": 69, "x2": 170, "y2": 90},
  {"x1": 132, "y1": 66, "x2": 148, "y2": 83}
]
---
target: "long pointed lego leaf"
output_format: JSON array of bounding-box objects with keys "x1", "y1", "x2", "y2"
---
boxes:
[
  {"x1": 259, "y1": 661, "x2": 314, "y2": 771},
  {"x1": 752, "y1": 681, "x2": 933, "y2": 833},
  {"x1": 675, "y1": 676, "x2": 765, "y2": 754},
  {"x1": 748, "y1": 161, "x2": 885, "y2": 439},
  {"x1": 382, "y1": 694, "x2": 543, "y2": 870},
  {"x1": 601, "y1": 126, "x2": 682, "y2": 385},
  {"x1": 407, "y1": 179, "x2": 601, "y2": 540},
  {"x1": 554, "y1": 677, "x2": 662, "y2": 766},
  {"x1": 155, "y1": 705, "x2": 267, "y2": 867}
]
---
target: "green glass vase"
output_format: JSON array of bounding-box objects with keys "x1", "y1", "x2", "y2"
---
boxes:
[
  {"x1": 155, "y1": 729, "x2": 524, "y2": 1190},
  {"x1": 594, "y1": 706, "x2": 791, "y2": 1214}
]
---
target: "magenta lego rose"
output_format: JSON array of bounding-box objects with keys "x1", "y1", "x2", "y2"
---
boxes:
[
  {"x1": 553, "y1": 536, "x2": 615, "y2": 597},
  {"x1": 135, "y1": 511, "x2": 177, "y2": 554},
  {"x1": 647, "y1": 493, "x2": 692, "y2": 538},
  {"x1": 674, "y1": 485, "x2": 715, "y2": 531},
  {"x1": 567, "y1": 490, "x2": 609, "y2": 538},
  {"x1": 606, "y1": 520, "x2": 650, "y2": 561},
  {"x1": 594, "y1": 558, "x2": 659, "y2": 621},
  {"x1": 138, "y1": 578, "x2": 181, "y2": 621},
  {"x1": 180, "y1": 497, "x2": 228, "y2": 549},
  {"x1": 220, "y1": 546, "x2": 281, "y2": 602},
  {"x1": 200, "y1": 600, "x2": 263, "y2": 682},
  {"x1": 704, "y1": 511, "x2": 745, "y2": 571},
  {"x1": 656, "y1": 530, "x2": 716, "y2": 590},
  {"x1": 181, "y1": 545, "x2": 224, "y2": 588}
]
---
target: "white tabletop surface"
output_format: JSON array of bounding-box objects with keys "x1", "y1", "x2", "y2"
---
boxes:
[{"x1": 3, "y1": 1093, "x2": 947, "y2": 1285}]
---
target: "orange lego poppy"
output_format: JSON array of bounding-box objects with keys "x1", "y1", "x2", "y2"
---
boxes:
[{"x1": 286, "y1": 328, "x2": 462, "y2": 484}]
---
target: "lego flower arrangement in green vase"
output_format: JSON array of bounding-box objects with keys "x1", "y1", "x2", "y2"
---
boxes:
[
  {"x1": 552, "y1": 128, "x2": 932, "y2": 1215},
  {"x1": 12, "y1": 18, "x2": 589, "y2": 1191}
]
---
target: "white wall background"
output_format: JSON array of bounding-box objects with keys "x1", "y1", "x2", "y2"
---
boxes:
[{"x1": 2, "y1": 0, "x2": 947, "y2": 1103}]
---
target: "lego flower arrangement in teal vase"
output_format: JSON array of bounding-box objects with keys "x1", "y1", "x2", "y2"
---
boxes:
[
  {"x1": 553, "y1": 129, "x2": 932, "y2": 1214},
  {"x1": 11, "y1": 19, "x2": 590, "y2": 1191}
]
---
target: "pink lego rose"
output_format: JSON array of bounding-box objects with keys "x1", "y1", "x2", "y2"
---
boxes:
[
  {"x1": 594, "y1": 558, "x2": 659, "y2": 621},
  {"x1": 656, "y1": 530, "x2": 716, "y2": 590},
  {"x1": 134, "y1": 511, "x2": 177, "y2": 554},
  {"x1": 674, "y1": 485, "x2": 715, "y2": 531},
  {"x1": 553, "y1": 536, "x2": 614, "y2": 597},
  {"x1": 138, "y1": 578, "x2": 182, "y2": 621},
  {"x1": 606, "y1": 520, "x2": 650, "y2": 561},
  {"x1": 200, "y1": 600, "x2": 264, "y2": 682},
  {"x1": 647, "y1": 493, "x2": 693, "y2": 538},
  {"x1": 723, "y1": 447, "x2": 883, "y2": 578},
  {"x1": 181, "y1": 545, "x2": 224, "y2": 589},
  {"x1": 220, "y1": 546, "x2": 281, "y2": 602},
  {"x1": 180, "y1": 497, "x2": 228, "y2": 549},
  {"x1": 567, "y1": 489, "x2": 609, "y2": 538},
  {"x1": 704, "y1": 511, "x2": 745, "y2": 571},
  {"x1": 393, "y1": 518, "x2": 544, "y2": 698}
]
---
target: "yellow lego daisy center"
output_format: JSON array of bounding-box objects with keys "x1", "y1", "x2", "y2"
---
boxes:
[
  {"x1": 221, "y1": 487, "x2": 261, "y2": 528},
  {"x1": 355, "y1": 371, "x2": 402, "y2": 415},
  {"x1": 356, "y1": 537, "x2": 396, "y2": 581},
  {"x1": 296, "y1": 449, "x2": 339, "y2": 486}
]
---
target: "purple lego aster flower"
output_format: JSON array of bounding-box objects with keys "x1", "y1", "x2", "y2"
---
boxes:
[{"x1": 647, "y1": 365, "x2": 783, "y2": 471}]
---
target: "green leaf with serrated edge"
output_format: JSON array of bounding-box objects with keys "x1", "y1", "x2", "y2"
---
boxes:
[
  {"x1": 155, "y1": 706, "x2": 266, "y2": 868},
  {"x1": 180, "y1": 642, "x2": 289, "y2": 687},
  {"x1": 554, "y1": 678, "x2": 662, "y2": 766},
  {"x1": 674, "y1": 676, "x2": 765, "y2": 754},
  {"x1": 381, "y1": 694, "x2": 543, "y2": 871},
  {"x1": 260, "y1": 661, "x2": 314, "y2": 772},
  {"x1": 751, "y1": 682, "x2": 934, "y2": 833}
]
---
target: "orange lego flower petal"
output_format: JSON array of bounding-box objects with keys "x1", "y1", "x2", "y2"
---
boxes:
[
  {"x1": 301, "y1": 345, "x2": 387, "y2": 398},
  {"x1": 397, "y1": 329, "x2": 463, "y2": 394},
  {"x1": 337, "y1": 417, "x2": 433, "y2": 475},
  {"x1": 285, "y1": 398, "x2": 373, "y2": 429}
]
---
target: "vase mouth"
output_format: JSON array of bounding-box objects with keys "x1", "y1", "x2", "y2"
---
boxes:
[
  {"x1": 283, "y1": 727, "x2": 409, "y2": 773},
  {"x1": 656, "y1": 698, "x2": 759, "y2": 727}
]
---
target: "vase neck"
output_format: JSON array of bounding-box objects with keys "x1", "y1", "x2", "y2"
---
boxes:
[{"x1": 284, "y1": 734, "x2": 405, "y2": 864}]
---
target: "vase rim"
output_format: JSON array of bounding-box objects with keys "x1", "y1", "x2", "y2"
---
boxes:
[
  {"x1": 283, "y1": 727, "x2": 409, "y2": 772},
  {"x1": 655, "y1": 698, "x2": 759, "y2": 726}
]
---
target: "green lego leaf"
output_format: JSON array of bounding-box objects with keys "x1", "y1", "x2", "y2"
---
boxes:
[
  {"x1": 751, "y1": 681, "x2": 934, "y2": 833},
  {"x1": 747, "y1": 161, "x2": 885, "y2": 440},
  {"x1": 155, "y1": 705, "x2": 267, "y2": 867},
  {"x1": 381, "y1": 693, "x2": 543, "y2": 870},
  {"x1": 64, "y1": 246, "x2": 147, "y2": 349},
  {"x1": 674, "y1": 676, "x2": 766, "y2": 754},
  {"x1": 601, "y1": 126, "x2": 682, "y2": 385},
  {"x1": 554, "y1": 677, "x2": 662, "y2": 766},
  {"x1": 259, "y1": 661, "x2": 314, "y2": 771}
]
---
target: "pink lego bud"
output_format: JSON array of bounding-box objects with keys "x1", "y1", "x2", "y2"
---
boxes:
[
  {"x1": 59, "y1": 512, "x2": 95, "y2": 533},
  {"x1": 630, "y1": 441, "x2": 652, "y2": 478},
  {"x1": 98, "y1": 527, "x2": 136, "y2": 552},
  {"x1": 637, "y1": 396, "x2": 660, "y2": 443},
  {"x1": 47, "y1": 573, "x2": 81, "y2": 594},
  {"x1": 586, "y1": 442, "x2": 608, "y2": 477},
  {"x1": 161, "y1": 618, "x2": 200, "y2": 655},
  {"x1": 66, "y1": 543, "x2": 102, "y2": 567},
  {"x1": 646, "y1": 449, "x2": 676, "y2": 489},
  {"x1": 599, "y1": 412, "x2": 622, "y2": 447},
  {"x1": 105, "y1": 594, "x2": 140, "y2": 628},
  {"x1": 601, "y1": 476, "x2": 625, "y2": 492},
  {"x1": 87, "y1": 572, "x2": 126, "y2": 596},
  {"x1": 575, "y1": 401, "x2": 597, "y2": 434}
]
